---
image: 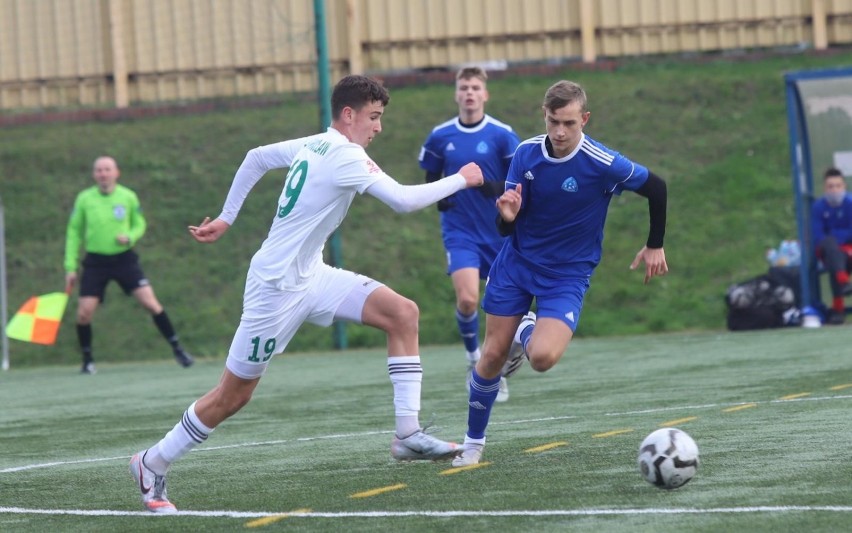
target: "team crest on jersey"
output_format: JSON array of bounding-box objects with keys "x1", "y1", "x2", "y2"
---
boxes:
[
  {"x1": 476, "y1": 141, "x2": 489, "y2": 154},
  {"x1": 365, "y1": 159, "x2": 381, "y2": 174},
  {"x1": 113, "y1": 205, "x2": 127, "y2": 219},
  {"x1": 561, "y1": 177, "x2": 578, "y2": 192}
]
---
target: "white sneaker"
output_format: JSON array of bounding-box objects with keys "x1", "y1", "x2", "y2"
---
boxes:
[
  {"x1": 130, "y1": 452, "x2": 177, "y2": 513},
  {"x1": 495, "y1": 377, "x2": 509, "y2": 402},
  {"x1": 502, "y1": 312, "x2": 536, "y2": 378},
  {"x1": 391, "y1": 430, "x2": 461, "y2": 461},
  {"x1": 451, "y1": 444, "x2": 484, "y2": 467}
]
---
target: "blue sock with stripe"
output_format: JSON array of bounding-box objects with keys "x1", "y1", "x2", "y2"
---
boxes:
[
  {"x1": 456, "y1": 309, "x2": 480, "y2": 354},
  {"x1": 465, "y1": 369, "x2": 501, "y2": 439},
  {"x1": 520, "y1": 321, "x2": 534, "y2": 353}
]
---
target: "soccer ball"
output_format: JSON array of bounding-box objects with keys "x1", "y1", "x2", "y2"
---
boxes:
[{"x1": 637, "y1": 428, "x2": 699, "y2": 489}]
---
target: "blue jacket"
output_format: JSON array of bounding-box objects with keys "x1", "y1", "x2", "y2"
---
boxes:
[{"x1": 812, "y1": 193, "x2": 852, "y2": 248}]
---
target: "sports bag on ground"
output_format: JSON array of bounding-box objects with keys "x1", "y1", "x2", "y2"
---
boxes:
[{"x1": 725, "y1": 270, "x2": 798, "y2": 331}]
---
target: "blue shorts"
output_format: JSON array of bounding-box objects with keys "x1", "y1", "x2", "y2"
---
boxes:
[
  {"x1": 482, "y1": 249, "x2": 590, "y2": 331},
  {"x1": 444, "y1": 236, "x2": 503, "y2": 279}
]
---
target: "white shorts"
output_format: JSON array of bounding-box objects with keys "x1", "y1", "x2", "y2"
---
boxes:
[{"x1": 225, "y1": 264, "x2": 383, "y2": 379}]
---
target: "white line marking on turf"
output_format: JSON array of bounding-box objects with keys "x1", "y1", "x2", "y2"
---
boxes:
[
  {"x1": 0, "y1": 456, "x2": 129, "y2": 473},
  {"x1": 601, "y1": 394, "x2": 852, "y2": 417},
  {"x1": 0, "y1": 431, "x2": 394, "y2": 474},
  {"x1": 2, "y1": 506, "x2": 852, "y2": 518},
  {"x1": 3, "y1": 394, "x2": 851, "y2": 475},
  {"x1": 201, "y1": 429, "x2": 395, "y2": 452}
]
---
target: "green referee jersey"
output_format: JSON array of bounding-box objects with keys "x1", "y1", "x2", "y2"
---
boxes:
[{"x1": 64, "y1": 184, "x2": 147, "y2": 273}]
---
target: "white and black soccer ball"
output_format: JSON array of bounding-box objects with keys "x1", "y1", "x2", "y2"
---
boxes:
[{"x1": 637, "y1": 427, "x2": 699, "y2": 489}]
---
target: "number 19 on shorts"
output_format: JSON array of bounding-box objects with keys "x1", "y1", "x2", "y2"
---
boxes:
[{"x1": 248, "y1": 336, "x2": 276, "y2": 362}]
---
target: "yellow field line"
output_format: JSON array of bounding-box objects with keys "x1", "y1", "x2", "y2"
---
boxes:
[
  {"x1": 524, "y1": 441, "x2": 568, "y2": 453},
  {"x1": 592, "y1": 429, "x2": 633, "y2": 438},
  {"x1": 350, "y1": 483, "x2": 407, "y2": 499},
  {"x1": 658, "y1": 416, "x2": 698, "y2": 427},
  {"x1": 440, "y1": 462, "x2": 492, "y2": 475},
  {"x1": 778, "y1": 392, "x2": 811, "y2": 400},
  {"x1": 722, "y1": 403, "x2": 757, "y2": 413},
  {"x1": 830, "y1": 383, "x2": 852, "y2": 391},
  {"x1": 245, "y1": 508, "x2": 311, "y2": 527}
]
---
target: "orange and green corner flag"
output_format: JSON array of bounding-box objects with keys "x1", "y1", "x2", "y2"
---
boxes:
[{"x1": 5, "y1": 292, "x2": 69, "y2": 345}]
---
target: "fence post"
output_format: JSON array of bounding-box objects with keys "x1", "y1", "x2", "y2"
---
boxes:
[
  {"x1": 346, "y1": 0, "x2": 363, "y2": 75},
  {"x1": 1, "y1": 195, "x2": 9, "y2": 370},
  {"x1": 108, "y1": 0, "x2": 129, "y2": 108},
  {"x1": 812, "y1": 0, "x2": 828, "y2": 50},
  {"x1": 580, "y1": 0, "x2": 597, "y2": 63},
  {"x1": 315, "y1": 0, "x2": 347, "y2": 350}
]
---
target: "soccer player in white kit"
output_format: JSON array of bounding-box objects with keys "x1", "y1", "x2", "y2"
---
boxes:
[{"x1": 129, "y1": 75, "x2": 484, "y2": 513}]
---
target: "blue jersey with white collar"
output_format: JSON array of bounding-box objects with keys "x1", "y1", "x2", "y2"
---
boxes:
[
  {"x1": 811, "y1": 193, "x2": 852, "y2": 248},
  {"x1": 504, "y1": 133, "x2": 648, "y2": 277},
  {"x1": 419, "y1": 115, "x2": 520, "y2": 244}
]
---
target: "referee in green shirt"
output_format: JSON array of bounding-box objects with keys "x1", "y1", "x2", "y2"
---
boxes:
[{"x1": 64, "y1": 156, "x2": 193, "y2": 374}]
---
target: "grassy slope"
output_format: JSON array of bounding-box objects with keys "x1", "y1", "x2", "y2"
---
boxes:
[{"x1": 2, "y1": 49, "x2": 851, "y2": 365}]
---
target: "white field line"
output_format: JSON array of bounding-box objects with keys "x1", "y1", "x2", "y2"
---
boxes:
[
  {"x1": 0, "y1": 430, "x2": 394, "y2": 473},
  {"x1": 2, "y1": 394, "x2": 850, "y2": 475},
  {"x1": 1, "y1": 506, "x2": 852, "y2": 518}
]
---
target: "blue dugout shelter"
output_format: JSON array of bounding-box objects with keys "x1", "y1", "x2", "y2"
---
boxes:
[{"x1": 785, "y1": 66, "x2": 852, "y2": 313}]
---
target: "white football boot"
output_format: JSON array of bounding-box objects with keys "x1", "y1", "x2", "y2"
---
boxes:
[
  {"x1": 502, "y1": 312, "x2": 536, "y2": 378},
  {"x1": 129, "y1": 451, "x2": 177, "y2": 513},
  {"x1": 495, "y1": 377, "x2": 509, "y2": 402},
  {"x1": 391, "y1": 429, "x2": 461, "y2": 461},
  {"x1": 451, "y1": 439, "x2": 485, "y2": 467}
]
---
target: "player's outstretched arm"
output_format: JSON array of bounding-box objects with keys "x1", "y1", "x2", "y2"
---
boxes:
[
  {"x1": 365, "y1": 162, "x2": 482, "y2": 213},
  {"x1": 189, "y1": 217, "x2": 231, "y2": 243}
]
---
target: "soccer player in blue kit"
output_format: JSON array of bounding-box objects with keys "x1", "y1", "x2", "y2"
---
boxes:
[
  {"x1": 452, "y1": 80, "x2": 669, "y2": 466},
  {"x1": 419, "y1": 67, "x2": 520, "y2": 401}
]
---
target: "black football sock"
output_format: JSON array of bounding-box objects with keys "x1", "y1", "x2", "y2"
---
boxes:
[
  {"x1": 152, "y1": 311, "x2": 180, "y2": 349},
  {"x1": 77, "y1": 324, "x2": 93, "y2": 363}
]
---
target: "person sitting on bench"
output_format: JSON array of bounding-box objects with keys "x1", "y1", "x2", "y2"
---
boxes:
[{"x1": 812, "y1": 166, "x2": 852, "y2": 325}]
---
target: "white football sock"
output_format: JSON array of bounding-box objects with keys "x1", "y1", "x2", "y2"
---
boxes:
[
  {"x1": 144, "y1": 401, "x2": 213, "y2": 475},
  {"x1": 388, "y1": 356, "x2": 422, "y2": 437},
  {"x1": 463, "y1": 435, "x2": 486, "y2": 448}
]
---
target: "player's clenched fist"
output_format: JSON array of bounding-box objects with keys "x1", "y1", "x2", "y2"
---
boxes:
[{"x1": 458, "y1": 162, "x2": 484, "y2": 188}]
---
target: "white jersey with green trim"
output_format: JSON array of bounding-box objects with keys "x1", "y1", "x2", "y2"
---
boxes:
[{"x1": 218, "y1": 127, "x2": 388, "y2": 290}]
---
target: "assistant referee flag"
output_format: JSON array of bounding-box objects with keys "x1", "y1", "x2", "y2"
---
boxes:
[{"x1": 5, "y1": 292, "x2": 69, "y2": 345}]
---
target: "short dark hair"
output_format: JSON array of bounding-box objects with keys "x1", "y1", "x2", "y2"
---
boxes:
[
  {"x1": 825, "y1": 167, "x2": 844, "y2": 180},
  {"x1": 331, "y1": 75, "x2": 390, "y2": 120},
  {"x1": 543, "y1": 80, "x2": 587, "y2": 113}
]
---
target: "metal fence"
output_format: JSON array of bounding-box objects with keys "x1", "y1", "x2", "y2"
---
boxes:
[{"x1": 1, "y1": 0, "x2": 851, "y2": 111}]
